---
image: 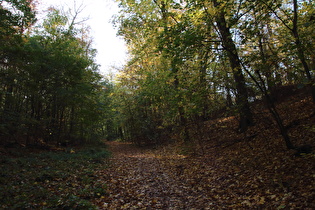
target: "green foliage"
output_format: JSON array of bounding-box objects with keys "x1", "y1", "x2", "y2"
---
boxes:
[
  {"x1": 0, "y1": 144, "x2": 109, "y2": 208},
  {"x1": 110, "y1": 0, "x2": 315, "y2": 147},
  {"x1": 0, "y1": 4, "x2": 113, "y2": 146}
]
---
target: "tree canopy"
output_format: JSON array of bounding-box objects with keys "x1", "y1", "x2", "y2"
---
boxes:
[
  {"x1": 1, "y1": 0, "x2": 314, "y2": 150},
  {"x1": 0, "y1": 0, "x2": 113, "y2": 146},
  {"x1": 111, "y1": 0, "x2": 315, "y2": 148}
]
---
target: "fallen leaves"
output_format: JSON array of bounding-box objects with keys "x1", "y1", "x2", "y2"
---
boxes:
[
  {"x1": 93, "y1": 91, "x2": 315, "y2": 209},
  {"x1": 1, "y1": 91, "x2": 314, "y2": 209},
  {"x1": 91, "y1": 139, "x2": 313, "y2": 209},
  {"x1": 0, "y1": 146, "x2": 110, "y2": 209}
]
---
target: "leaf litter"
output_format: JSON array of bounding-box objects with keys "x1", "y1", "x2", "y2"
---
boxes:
[
  {"x1": 1, "y1": 91, "x2": 314, "y2": 209},
  {"x1": 94, "y1": 93, "x2": 315, "y2": 209}
]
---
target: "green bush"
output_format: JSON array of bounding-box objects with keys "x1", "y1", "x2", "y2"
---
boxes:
[{"x1": 0, "y1": 144, "x2": 110, "y2": 208}]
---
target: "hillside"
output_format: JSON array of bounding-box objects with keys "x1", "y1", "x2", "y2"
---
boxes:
[{"x1": 94, "y1": 88, "x2": 315, "y2": 209}]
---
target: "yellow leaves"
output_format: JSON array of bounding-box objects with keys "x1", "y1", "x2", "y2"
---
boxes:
[
  {"x1": 151, "y1": 198, "x2": 158, "y2": 204},
  {"x1": 241, "y1": 195, "x2": 265, "y2": 207},
  {"x1": 203, "y1": 1, "x2": 229, "y2": 17},
  {"x1": 270, "y1": 194, "x2": 278, "y2": 200},
  {"x1": 241, "y1": 200, "x2": 252, "y2": 206},
  {"x1": 257, "y1": 196, "x2": 265, "y2": 205},
  {"x1": 189, "y1": 10, "x2": 204, "y2": 25},
  {"x1": 102, "y1": 202, "x2": 109, "y2": 208},
  {"x1": 121, "y1": 203, "x2": 130, "y2": 209},
  {"x1": 110, "y1": 179, "x2": 119, "y2": 184},
  {"x1": 166, "y1": 78, "x2": 176, "y2": 85}
]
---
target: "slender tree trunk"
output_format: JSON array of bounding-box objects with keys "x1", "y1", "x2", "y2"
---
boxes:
[
  {"x1": 200, "y1": 50, "x2": 210, "y2": 119},
  {"x1": 261, "y1": 0, "x2": 314, "y2": 101},
  {"x1": 3, "y1": 84, "x2": 14, "y2": 114},
  {"x1": 258, "y1": 37, "x2": 273, "y2": 89},
  {"x1": 292, "y1": 0, "x2": 315, "y2": 103},
  {"x1": 256, "y1": 71, "x2": 295, "y2": 149},
  {"x1": 267, "y1": 102, "x2": 294, "y2": 149},
  {"x1": 226, "y1": 86, "x2": 233, "y2": 107},
  {"x1": 213, "y1": 3, "x2": 253, "y2": 132},
  {"x1": 240, "y1": 58, "x2": 295, "y2": 149},
  {"x1": 172, "y1": 60, "x2": 190, "y2": 143},
  {"x1": 155, "y1": 0, "x2": 191, "y2": 142},
  {"x1": 69, "y1": 106, "x2": 75, "y2": 140}
]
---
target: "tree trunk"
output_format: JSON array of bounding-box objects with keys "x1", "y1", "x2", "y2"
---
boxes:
[
  {"x1": 292, "y1": 0, "x2": 315, "y2": 103},
  {"x1": 172, "y1": 60, "x2": 190, "y2": 143},
  {"x1": 200, "y1": 50, "x2": 210, "y2": 119},
  {"x1": 214, "y1": 4, "x2": 253, "y2": 132},
  {"x1": 242, "y1": 64, "x2": 295, "y2": 149}
]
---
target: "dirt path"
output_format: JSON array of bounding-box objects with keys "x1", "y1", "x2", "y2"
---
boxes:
[
  {"x1": 94, "y1": 141, "x2": 215, "y2": 209},
  {"x1": 93, "y1": 141, "x2": 315, "y2": 209}
]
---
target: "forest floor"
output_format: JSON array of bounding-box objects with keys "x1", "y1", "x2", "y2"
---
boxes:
[
  {"x1": 0, "y1": 144, "x2": 110, "y2": 209},
  {"x1": 93, "y1": 139, "x2": 314, "y2": 209},
  {"x1": 93, "y1": 89, "x2": 315, "y2": 209},
  {"x1": 1, "y1": 88, "x2": 315, "y2": 209}
]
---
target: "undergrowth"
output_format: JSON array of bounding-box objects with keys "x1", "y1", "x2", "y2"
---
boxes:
[{"x1": 0, "y1": 143, "x2": 110, "y2": 209}]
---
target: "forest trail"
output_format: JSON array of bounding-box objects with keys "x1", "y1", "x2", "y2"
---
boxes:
[
  {"x1": 95, "y1": 141, "x2": 218, "y2": 209},
  {"x1": 94, "y1": 94, "x2": 315, "y2": 209},
  {"x1": 93, "y1": 133, "x2": 314, "y2": 209}
]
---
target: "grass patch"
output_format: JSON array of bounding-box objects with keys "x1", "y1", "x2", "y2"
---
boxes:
[{"x1": 0, "y1": 143, "x2": 110, "y2": 209}]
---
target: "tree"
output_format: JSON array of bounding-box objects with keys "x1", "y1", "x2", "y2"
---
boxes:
[
  {"x1": 113, "y1": 0, "x2": 313, "y2": 150},
  {"x1": 208, "y1": 0, "x2": 254, "y2": 132},
  {"x1": 260, "y1": 0, "x2": 315, "y2": 103},
  {"x1": 0, "y1": 0, "x2": 36, "y2": 143},
  {"x1": 0, "y1": 4, "x2": 108, "y2": 146}
]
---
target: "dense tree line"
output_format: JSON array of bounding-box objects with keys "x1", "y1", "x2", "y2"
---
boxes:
[
  {"x1": 1, "y1": 0, "x2": 314, "y2": 149},
  {"x1": 0, "y1": 0, "x2": 114, "y2": 146},
  {"x1": 112, "y1": 0, "x2": 315, "y2": 148}
]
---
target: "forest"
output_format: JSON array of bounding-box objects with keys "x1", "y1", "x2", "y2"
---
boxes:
[
  {"x1": 0, "y1": 0, "x2": 114, "y2": 147},
  {"x1": 1, "y1": 0, "x2": 314, "y2": 209}
]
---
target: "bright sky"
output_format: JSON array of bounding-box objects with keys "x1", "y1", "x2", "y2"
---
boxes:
[{"x1": 37, "y1": 0, "x2": 128, "y2": 75}]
